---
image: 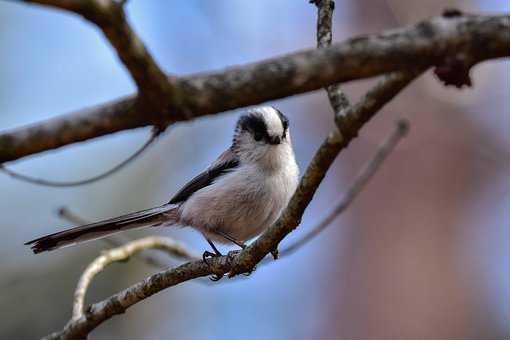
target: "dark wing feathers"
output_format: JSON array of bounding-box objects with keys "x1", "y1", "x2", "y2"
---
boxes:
[{"x1": 169, "y1": 149, "x2": 239, "y2": 204}]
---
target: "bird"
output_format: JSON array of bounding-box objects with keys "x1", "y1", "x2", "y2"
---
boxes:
[{"x1": 25, "y1": 106, "x2": 299, "y2": 277}]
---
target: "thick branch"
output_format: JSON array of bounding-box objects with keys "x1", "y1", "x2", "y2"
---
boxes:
[{"x1": 3, "y1": 13, "x2": 510, "y2": 163}]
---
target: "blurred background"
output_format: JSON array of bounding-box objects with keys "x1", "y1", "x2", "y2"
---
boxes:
[{"x1": 1, "y1": 0, "x2": 510, "y2": 339}]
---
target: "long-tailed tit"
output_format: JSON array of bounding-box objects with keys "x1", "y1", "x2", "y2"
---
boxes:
[{"x1": 26, "y1": 106, "x2": 299, "y2": 265}]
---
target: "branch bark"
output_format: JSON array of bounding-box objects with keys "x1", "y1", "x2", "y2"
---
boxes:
[
  {"x1": 71, "y1": 236, "x2": 199, "y2": 322},
  {"x1": 2, "y1": 12, "x2": 510, "y2": 163},
  {"x1": 314, "y1": 0, "x2": 351, "y2": 115}
]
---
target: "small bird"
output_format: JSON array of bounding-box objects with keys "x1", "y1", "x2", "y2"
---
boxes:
[{"x1": 26, "y1": 106, "x2": 299, "y2": 269}]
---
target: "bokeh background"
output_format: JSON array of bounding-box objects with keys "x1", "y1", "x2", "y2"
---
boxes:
[{"x1": 1, "y1": 0, "x2": 510, "y2": 339}]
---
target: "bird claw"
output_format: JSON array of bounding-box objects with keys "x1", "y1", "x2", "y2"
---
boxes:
[{"x1": 202, "y1": 250, "x2": 224, "y2": 281}]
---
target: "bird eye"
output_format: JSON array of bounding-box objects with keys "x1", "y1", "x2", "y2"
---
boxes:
[{"x1": 253, "y1": 133, "x2": 263, "y2": 141}]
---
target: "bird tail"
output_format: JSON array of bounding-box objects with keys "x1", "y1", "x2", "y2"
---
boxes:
[{"x1": 25, "y1": 204, "x2": 179, "y2": 254}]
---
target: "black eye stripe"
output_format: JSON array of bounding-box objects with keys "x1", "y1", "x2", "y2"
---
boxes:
[{"x1": 237, "y1": 113, "x2": 269, "y2": 139}]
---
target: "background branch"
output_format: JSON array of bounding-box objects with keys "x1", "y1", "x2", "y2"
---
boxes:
[
  {"x1": 280, "y1": 118, "x2": 409, "y2": 256},
  {"x1": 2, "y1": 12, "x2": 510, "y2": 163},
  {"x1": 0, "y1": 128, "x2": 163, "y2": 187}
]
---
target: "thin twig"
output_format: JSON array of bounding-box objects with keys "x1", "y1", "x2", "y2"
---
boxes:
[
  {"x1": 72, "y1": 236, "x2": 199, "y2": 321},
  {"x1": 0, "y1": 129, "x2": 162, "y2": 187},
  {"x1": 313, "y1": 0, "x2": 351, "y2": 115},
  {"x1": 280, "y1": 119, "x2": 409, "y2": 257}
]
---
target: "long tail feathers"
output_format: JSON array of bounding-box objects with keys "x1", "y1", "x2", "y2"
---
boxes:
[{"x1": 25, "y1": 204, "x2": 179, "y2": 254}]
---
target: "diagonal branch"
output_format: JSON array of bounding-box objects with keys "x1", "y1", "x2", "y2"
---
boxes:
[
  {"x1": 227, "y1": 69, "x2": 423, "y2": 276},
  {"x1": 279, "y1": 119, "x2": 409, "y2": 256},
  {"x1": 2, "y1": 12, "x2": 510, "y2": 163}
]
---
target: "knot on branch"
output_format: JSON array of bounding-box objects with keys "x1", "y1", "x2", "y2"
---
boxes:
[{"x1": 434, "y1": 54, "x2": 473, "y2": 88}]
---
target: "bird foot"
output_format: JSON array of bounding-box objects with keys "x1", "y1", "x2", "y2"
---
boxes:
[{"x1": 202, "y1": 250, "x2": 224, "y2": 281}]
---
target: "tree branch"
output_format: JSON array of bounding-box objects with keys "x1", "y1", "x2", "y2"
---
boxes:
[
  {"x1": 271, "y1": 0, "x2": 404, "y2": 258},
  {"x1": 227, "y1": 68, "x2": 422, "y2": 277},
  {"x1": 71, "y1": 236, "x2": 199, "y2": 322},
  {"x1": 314, "y1": 0, "x2": 351, "y2": 114},
  {"x1": 2, "y1": 12, "x2": 510, "y2": 163},
  {"x1": 279, "y1": 119, "x2": 409, "y2": 256},
  {"x1": 0, "y1": 128, "x2": 162, "y2": 187},
  {"x1": 43, "y1": 254, "x2": 234, "y2": 340}
]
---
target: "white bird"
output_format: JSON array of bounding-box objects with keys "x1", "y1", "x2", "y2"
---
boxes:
[{"x1": 26, "y1": 106, "x2": 299, "y2": 276}]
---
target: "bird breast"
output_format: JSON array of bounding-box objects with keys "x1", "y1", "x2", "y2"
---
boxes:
[{"x1": 179, "y1": 159, "x2": 299, "y2": 243}]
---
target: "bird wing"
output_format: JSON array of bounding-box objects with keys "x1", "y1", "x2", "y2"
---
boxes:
[{"x1": 168, "y1": 148, "x2": 239, "y2": 204}]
